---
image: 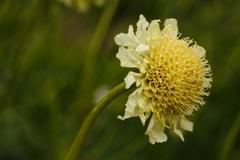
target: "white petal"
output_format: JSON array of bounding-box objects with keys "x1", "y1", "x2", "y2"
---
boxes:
[
  {"x1": 137, "y1": 92, "x2": 151, "y2": 111},
  {"x1": 128, "y1": 25, "x2": 135, "y2": 37},
  {"x1": 184, "y1": 110, "x2": 193, "y2": 116},
  {"x1": 138, "y1": 94, "x2": 147, "y2": 109},
  {"x1": 139, "y1": 112, "x2": 151, "y2": 126},
  {"x1": 139, "y1": 58, "x2": 149, "y2": 73},
  {"x1": 163, "y1": 18, "x2": 178, "y2": 37},
  {"x1": 193, "y1": 44, "x2": 206, "y2": 58},
  {"x1": 118, "y1": 89, "x2": 139, "y2": 120},
  {"x1": 116, "y1": 47, "x2": 142, "y2": 68},
  {"x1": 180, "y1": 118, "x2": 193, "y2": 132},
  {"x1": 148, "y1": 20, "x2": 161, "y2": 36},
  {"x1": 173, "y1": 119, "x2": 184, "y2": 141},
  {"x1": 124, "y1": 71, "x2": 142, "y2": 89},
  {"x1": 117, "y1": 115, "x2": 126, "y2": 120},
  {"x1": 145, "y1": 115, "x2": 167, "y2": 144},
  {"x1": 128, "y1": 25, "x2": 140, "y2": 44},
  {"x1": 135, "y1": 43, "x2": 149, "y2": 52},
  {"x1": 124, "y1": 71, "x2": 138, "y2": 89},
  {"x1": 114, "y1": 33, "x2": 137, "y2": 47},
  {"x1": 137, "y1": 93, "x2": 151, "y2": 125},
  {"x1": 174, "y1": 127, "x2": 184, "y2": 141},
  {"x1": 124, "y1": 72, "x2": 136, "y2": 89},
  {"x1": 114, "y1": 24, "x2": 140, "y2": 48},
  {"x1": 125, "y1": 90, "x2": 138, "y2": 113},
  {"x1": 136, "y1": 15, "x2": 149, "y2": 43},
  {"x1": 136, "y1": 15, "x2": 149, "y2": 34}
]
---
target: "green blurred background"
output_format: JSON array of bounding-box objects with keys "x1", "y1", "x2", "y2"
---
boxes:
[{"x1": 0, "y1": 0, "x2": 240, "y2": 159}]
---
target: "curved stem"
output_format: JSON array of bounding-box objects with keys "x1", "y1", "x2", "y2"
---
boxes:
[
  {"x1": 219, "y1": 112, "x2": 240, "y2": 160},
  {"x1": 65, "y1": 82, "x2": 127, "y2": 160}
]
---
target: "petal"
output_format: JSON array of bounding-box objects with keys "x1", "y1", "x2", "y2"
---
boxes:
[
  {"x1": 128, "y1": 25, "x2": 135, "y2": 37},
  {"x1": 124, "y1": 71, "x2": 143, "y2": 89},
  {"x1": 135, "y1": 43, "x2": 149, "y2": 52},
  {"x1": 193, "y1": 44, "x2": 206, "y2": 58},
  {"x1": 139, "y1": 58, "x2": 149, "y2": 73},
  {"x1": 184, "y1": 110, "x2": 193, "y2": 116},
  {"x1": 128, "y1": 25, "x2": 140, "y2": 44},
  {"x1": 114, "y1": 33, "x2": 137, "y2": 47},
  {"x1": 136, "y1": 15, "x2": 149, "y2": 34},
  {"x1": 173, "y1": 127, "x2": 184, "y2": 141},
  {"x1": 138, "y1": 94, "x2": 147, "y2": 109},
  {"x1": 125, "y1": 90, "x2": 138, "y2": 113},
  {"x1": 180, "y1": 117, "x2": 193, "y2": 132},
  {"x1": 145, "y1": 115, "x2": 168, "y2": 144},
  {"x1": 163, "y1": 18, "x2": 178, "y2": 37},
  {"x1": 148, "y1": 20, "x2": 161, "y2": 37},
  {"x1": 173, "y1": 119, "x2": 184, "y2": 141},
  {"x1": 136, "y1": 15, "x2": 149, "y2": 43},
  {"x1": 116, "y1": 47, "x2": 142, "y2": 68},
  {"x1": 114, "y1": 24, "x2": 140, "y2": 47},
  {"x1": 118, "y1": 89, "x2": 139, "y2": 120},
  {"x1": 137, "y1": 93, "x2": 151, "y2": 125},
  {"x1": 137, "y1": 92, "x2": 151, "y2": 111},
  {"x1": 139, "y1": 112, "x2": 151, "y2": 126}
]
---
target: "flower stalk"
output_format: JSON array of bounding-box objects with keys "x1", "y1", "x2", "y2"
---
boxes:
[{"x1": 65, "y1": 82, "x2": 128, "y2": 160}]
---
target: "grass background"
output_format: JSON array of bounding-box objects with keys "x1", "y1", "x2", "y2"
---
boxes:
[{"x1": 0, "y1": 0, "x2": 240, "y2": 159}]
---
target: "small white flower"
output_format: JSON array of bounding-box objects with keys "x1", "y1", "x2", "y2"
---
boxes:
[
  {"x1": 115, "y1": 15, "x2": 212, "y2": 144},
  {"x1": 60, "y1": 0, "x2": 107, "y2": 12}
]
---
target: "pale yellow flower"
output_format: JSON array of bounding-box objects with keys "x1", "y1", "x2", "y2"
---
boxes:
[
  {"x1": 115, "y1": 15, "x2": 212, "y2": 144},
  {"x1": 60, "y1": 0, "x2": 106, "y2": 12}
]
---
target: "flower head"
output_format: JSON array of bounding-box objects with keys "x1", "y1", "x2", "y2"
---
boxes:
[
  {"x1": 60, "y1": 0, "x2": 106, "y2": 12},
  {"x1": 115, "y1": 15, "x2": 212, "y2": 144}
]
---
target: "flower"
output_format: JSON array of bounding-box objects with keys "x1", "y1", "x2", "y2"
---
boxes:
[
  {"x1": 115, "y1": 15, "x2": 212, "y2": 144},
  {"x1": 60, "y1": 0, "x2": 106, "y2": 12}
]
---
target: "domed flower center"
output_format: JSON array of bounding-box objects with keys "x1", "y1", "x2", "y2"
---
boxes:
[{"x1": 142, "y1": 35, "x2": 205, "y2": 118}]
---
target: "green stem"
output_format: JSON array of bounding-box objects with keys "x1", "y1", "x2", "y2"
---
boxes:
[
  {"x1": 219, "y1": 112, "x2": 240, "y2": 160},
  {"x1": 82, "y1": 0, "x2": 119, "y2": 92},
  {"x1": 65, "y1": 82, "x2": 127, "y2": 160}
]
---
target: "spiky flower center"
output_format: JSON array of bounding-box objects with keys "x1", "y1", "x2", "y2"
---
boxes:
[{"x1": 142, "y1": 35, "x2": 206, "y2": 122}]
